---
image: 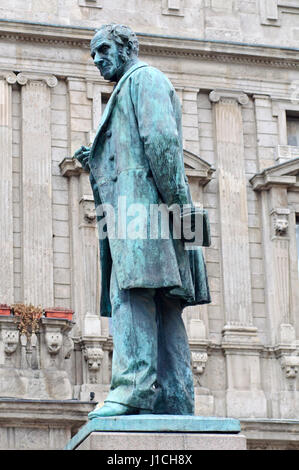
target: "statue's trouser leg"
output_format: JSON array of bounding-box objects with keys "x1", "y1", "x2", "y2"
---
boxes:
[
  {"x1": 105, "y1": 266, "x2": 194, "y2": 414},
  {"x1": 154, "y1": 291, "x2": 194, "y2": 415},
  {"x1": 104, "y1": 267, "x2": 158, "y2": 411}
]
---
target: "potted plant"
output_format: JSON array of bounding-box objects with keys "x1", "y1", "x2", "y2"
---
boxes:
[
  {"x1": 12, "y1": 303, "x2": 43, "y2": 337},
  {"x1": 0, "y1": 304, "x2": 11, "y2": 316},
  {"x1": 44, "y1": 307, "x2": 74, "y2": 321}
]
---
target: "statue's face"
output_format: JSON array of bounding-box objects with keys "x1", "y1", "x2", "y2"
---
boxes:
[{"x1": 91, "y1": 33, "x2": 126, "y2": 81}]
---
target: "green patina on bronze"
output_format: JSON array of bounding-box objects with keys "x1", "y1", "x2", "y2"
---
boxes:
[{"x1": 74, "y1": 24, "x2": 211, "y2": 416}]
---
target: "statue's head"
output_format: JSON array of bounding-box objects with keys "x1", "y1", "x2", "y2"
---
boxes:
[{"x1": 90, "y1": 24, "x2": 139, "y2": 82}]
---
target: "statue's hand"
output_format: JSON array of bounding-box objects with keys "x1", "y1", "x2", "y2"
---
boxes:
[{"x1": 73, "y1": 146, "x2": 91, "y2": 171}]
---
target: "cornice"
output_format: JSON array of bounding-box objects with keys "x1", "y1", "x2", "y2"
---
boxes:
[
  {"x1": 1, "y1": 19, "x2": 299, "y2": 69},
  {"x1": 250, "y1": 157, "x2": 299, "y2": 191},
  {"x1": 184, "y1": 150, "x2": 215, "y2": 186}
]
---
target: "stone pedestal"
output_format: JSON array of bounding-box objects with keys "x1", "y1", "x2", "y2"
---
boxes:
[{"x1": 65, "y1": 415, "x2": 246, "y2": 450}]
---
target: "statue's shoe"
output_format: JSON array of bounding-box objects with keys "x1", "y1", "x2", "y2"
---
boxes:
[{"x1": 88, "y1": 402, "x2": 151, "y2": 419}]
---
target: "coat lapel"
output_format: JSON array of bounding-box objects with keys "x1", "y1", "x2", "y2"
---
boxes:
[{"x1": 90, "y1": 61, "x2": 148, "y2": 156}]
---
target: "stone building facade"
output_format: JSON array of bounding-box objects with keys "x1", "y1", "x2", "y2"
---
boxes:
[{"x1": 0, "y1": 0, "x2": 299, "y2": 450}]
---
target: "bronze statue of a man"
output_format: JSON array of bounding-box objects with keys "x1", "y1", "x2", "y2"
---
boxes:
[{"x1": 74, "y1": 24, "x2": 211, "y2": 418}]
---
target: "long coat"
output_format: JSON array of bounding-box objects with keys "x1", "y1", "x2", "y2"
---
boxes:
[{"x1": 88, "y1": 61, "x2": 211, "y2": 317}]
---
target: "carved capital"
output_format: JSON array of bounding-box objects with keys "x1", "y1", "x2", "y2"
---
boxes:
[
  {"x1": 0, "y1": 70, "x2": 17, "y2": 84},
  {"x1": 209, "y1": 89, "x2": 249, "y2": 106},
  {"x1": 16, "y1": 72, "x2": 58, "y2": 88}
]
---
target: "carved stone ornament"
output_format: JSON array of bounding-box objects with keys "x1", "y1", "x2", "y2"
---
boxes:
[
  {"x1": 84, "y1": 347, "x2": 103, "y2": 371},
  {"x1": 281, "y1": 355, "x2": 299, "y2": 379},
  {"x1": 80, "y1": 197, "x2": 96, "y2": 224},
  {"x1": 2, "y1": 329, "x2": 19, "y2": 355},
  {"x1": 191, "y1": 351, "x2": 208, "y2": 386},
  {"x1": 84, "y1": 347, "x2": 104, "y2": 384},
  {"x1": 45, "y1": 330, "x2": 63, "y2": 355},
  {"x1": 273, "y1": 217, "x2": 289, "y2": 236},
  {"x1": 271, "y1": 208, "x2": 290, "y2": 237}
]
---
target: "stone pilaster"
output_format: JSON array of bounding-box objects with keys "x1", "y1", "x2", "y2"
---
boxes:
[
  {"x1": 79, "y1": 194, "x2": 100, "y2": 322},
  {"x1": 59, "y1": 159, "x2": 84, "y2": 336},
  {"x1": 59, "y1": 159, "x2": 103, "y2": 338},
  {"x1": 17, "y1": 73, "x2": 57, "y2": 306},
  {"x1": 250, "y1": 167, "x2": 297, "y2": 346},
  {"x1": 189, "y1": 320, "x2": 214, "y2": 416},
  {"x1": 210, "y1": 89, "x2": 266, "y2": 418},
  {"x1": 209, "y1": 89, "x2": 253, "y2": 326},
  {"x1": 0, "y1": 71, "x2": 17, "y2": 304},
  {"x1": 180, "y1": 151, "x2": 215, "y2": 415},
  {"x1": 250, "y1": 160, "x2": 299, "y2": 418}
]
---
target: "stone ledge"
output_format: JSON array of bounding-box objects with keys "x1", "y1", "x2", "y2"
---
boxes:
[
  {"x1": 65, "y1": 415, "x2": 243, "y2": 450},
  {"x1": 241, "y1": 418, "x2": 299, "y2": 444},
  {"x1": 242, "y1": 418, "x2": 299, "y2": 449},
  {"x1": 0, "y1": 397, "x2": 93, "y2": 423},
  {"x1": 0, "y1": 398, "x2": 94, "y2": 449}
]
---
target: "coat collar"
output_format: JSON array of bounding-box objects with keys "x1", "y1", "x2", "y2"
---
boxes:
[{"x1": 91, "y1": 61, "x2": 148, "y2": 153}]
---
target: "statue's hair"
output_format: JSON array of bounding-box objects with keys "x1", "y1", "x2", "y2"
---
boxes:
[{"x1": 91, "y1": 24, "x2": 139, "y2": 56}]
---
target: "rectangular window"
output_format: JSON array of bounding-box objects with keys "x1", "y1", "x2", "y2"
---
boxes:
[
  {"x1": 287, "y1": 114, "x2": 299, "y2": 146},
  {"x1": 101, "y1": 93, "x2": 110, "y2": 114}
]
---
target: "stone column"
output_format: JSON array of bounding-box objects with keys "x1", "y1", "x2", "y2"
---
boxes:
[
  {"x1": 17, "y1": 73, "x2": 58, "y2": 307},
  {"x1": 0, "y1": 71, "x2": 17, "y2": 305},
  {"x1": 210, "y1": 89, "x2": 266, "y2": 418}
]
